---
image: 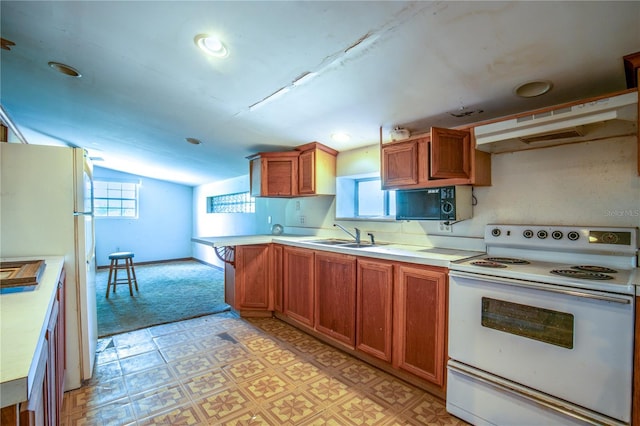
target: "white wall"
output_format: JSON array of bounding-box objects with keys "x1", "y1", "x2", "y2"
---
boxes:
[
  {"x1": 192, "y1": 135, "x2": 639, "y2": 254},
  {"x1": 192, "y1": 175, "x2": 259, "y2": 267},
  {"x1": 94, "y1": 167, "x2": 193, "y2": 266}
]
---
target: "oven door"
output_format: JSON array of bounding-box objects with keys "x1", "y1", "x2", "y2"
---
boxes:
[{"x1": 448, "y1": 270, "x2": 634, "y2": 423}]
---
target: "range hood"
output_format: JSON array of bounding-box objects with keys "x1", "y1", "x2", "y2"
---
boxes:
[{"x1": 474, "y1": 91, "x2": 638, "y2": 153}]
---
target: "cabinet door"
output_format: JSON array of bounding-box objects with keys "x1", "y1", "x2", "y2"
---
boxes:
[
  {"x1": 272, "y1": 244, "x2": 284, "y2": 313},
  {"x1": 55, "y1": 270, "x2": 66, "y2": 418},
  {"x1": 298, "y1": 150, "x2": 316, "y2": 195},
  {"x1": 46, "y1": 300, "x2": 60, "y2": 426},
  {"x1": 381, "y1": 140, "x2": 419, "y2": 188},
  {"x1": 356, "y1": 258, "x2": 393, "y2": 362},
  {"x1": 314, "y1": 252, "x2": 357, "y2": 347},
  {"x1": 430, "y1": 127, "x2": 472, "y2": 179},
  {"x1": 283, "y1": 247, "x2": 314, "y2": 326},
  {"x1": 264, "y1": 157, "x2": 298, "y2": 196},
  {"x1": 393, "y1": 264, "x2": 447, "y2": 387},
  {"x1": 235, "y1": 245, "x2": 271, "y2": 310}
]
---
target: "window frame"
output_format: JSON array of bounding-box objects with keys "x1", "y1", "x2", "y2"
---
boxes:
[
  {"x1": 206, "y1": 191, "x2": 255, "y2": 214},
  {"x1": 93, "y1": 179, "x2": 140, "y2": 219},
  {"x1": 335, "y1": 175, "x2": 396, "y2": 221}
]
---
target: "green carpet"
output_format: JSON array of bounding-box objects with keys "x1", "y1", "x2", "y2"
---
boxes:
[{"x1": 96, "y1": 259, "x2": 229, "y2": 337}]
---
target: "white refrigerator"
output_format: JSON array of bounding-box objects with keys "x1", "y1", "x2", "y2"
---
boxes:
[{"x1": 1, "y1": 143, "x2": 97, "y2": 390}]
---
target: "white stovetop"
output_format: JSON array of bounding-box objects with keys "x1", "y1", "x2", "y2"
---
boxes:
[{"x1": 0, "y1": 256, "x2": 64, "y2": 408}]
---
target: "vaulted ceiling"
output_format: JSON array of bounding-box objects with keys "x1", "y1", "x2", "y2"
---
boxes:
[{"x1": 1, "y1": 1, "x2": 639, "y2": 186}]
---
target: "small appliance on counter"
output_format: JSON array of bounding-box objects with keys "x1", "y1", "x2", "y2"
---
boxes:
[{"x1": 271, "y1": 224, "x2": 284, "y2": 235}]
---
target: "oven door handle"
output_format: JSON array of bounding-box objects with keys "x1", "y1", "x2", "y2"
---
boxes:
[{"x1": 449, "y1": 271, "x2": 632, "y2": 305}]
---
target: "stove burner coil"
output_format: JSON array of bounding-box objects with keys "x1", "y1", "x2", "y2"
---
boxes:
[
  {"x1": 471, "y1": 261, "x2": 508, "y2": 268},
  {"x1": 485, "y1": 257, "x2": 530, "y2": 265},
  {"x1": 550, "y1": 269, "x2": 614, "y2": 280},
  {"x1": 571, "y1": 265, "x2": 617, "y2": 274}
]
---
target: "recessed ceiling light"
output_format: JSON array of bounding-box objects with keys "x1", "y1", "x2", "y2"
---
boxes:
[
  {"x1": 48, "y1": 61, "x2": 81, "y2": 77},
  {"x1": 331, "y1": 132, "x2": 351, "y2": 143},
  {"x1": 194, "y1": 34, "x2": 228, "y2": 58},
  {"x1": 185, "y1": 137, "x2": 202, "y2": 145},
  {"x1": 514, "y1": 80, "x2": 553, "y2": 98}
]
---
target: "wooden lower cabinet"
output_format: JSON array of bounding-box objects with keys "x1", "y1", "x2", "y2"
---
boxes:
[
  {"x1": 356, "y1": 258, "x2": 394, "y2": 362},
  {"x1": 393, "y1": 263, "x2": 447, "y2": 387},
  {"x1": 272, "y1": 245, "x2": 284, "y2": 313},
  {"x1": 633, "y1": 295, "x2": 639, "y2": 425},
  {"x1": 314, "y1": 252, "x2": 357, "y2": 348},
  {"x1": 283, "y1": 246, "x2": 315, "y2": 327},
  {"x1": 233, "y1": 245, "x2": 272, "y2": 312},
  {"x1": 1, "y1": 270, "x2": 66, "y2": 426}
]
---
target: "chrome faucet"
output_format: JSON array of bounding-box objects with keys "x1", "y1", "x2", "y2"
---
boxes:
[{"x1": 333, "y1": 223, "x2": 360, "y2": 244}]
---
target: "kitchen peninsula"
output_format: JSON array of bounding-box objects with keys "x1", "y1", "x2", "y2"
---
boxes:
[
  {"x1": 193, "y1": 234, "x2": 483, "y2": 398},
  {"x1": 1, "y1": 256, "x2": 66, "y2": 425}
]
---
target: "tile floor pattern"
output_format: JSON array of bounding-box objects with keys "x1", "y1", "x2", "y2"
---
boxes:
[{"x1": 61, "y1": 312, "x2": 468, "y2": 425}]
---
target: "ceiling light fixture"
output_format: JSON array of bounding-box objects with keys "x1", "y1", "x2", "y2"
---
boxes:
[
  {"x1": 185, "y1": 137, "x2": 202, "y2": 145},
  {"x1": 194, "y1": 34, "x2": 228, "y2": 58},
  {"x1": 48, "y1": 61, "x2": 81, "y2": 77},
  {"x1": 514, "y1": 80, "x2": 553, "y2": 98},
  {"x1": 331, "y1": 132, "x2": 351, "y2": 143}
]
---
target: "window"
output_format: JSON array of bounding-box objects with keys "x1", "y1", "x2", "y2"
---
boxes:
[
  {"x1": 94, "y1": 180, "x2": 139, "y2": 218},
  {"x1": 336, "y1": 175, "x2": 395, "y2": 220},
  {"x1": 207, "y1": 191, "x2": 255, "y2": 213}
]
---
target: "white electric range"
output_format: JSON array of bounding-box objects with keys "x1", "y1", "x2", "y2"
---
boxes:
[{"x1": 447, "y1": 224, "x2": 638, "y2": 426}]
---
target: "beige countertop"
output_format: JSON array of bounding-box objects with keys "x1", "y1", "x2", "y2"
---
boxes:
[
  {"x1": 0, "y1": 256, "x2": 64, "y2": 408},
  {"x1": 192, "y1": 235, "x2": 484, "y2": 268}
]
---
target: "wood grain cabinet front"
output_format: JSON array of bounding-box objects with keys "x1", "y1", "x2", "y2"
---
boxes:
[
  {"x1": 283, "y1": 246, "x2": 315, "y2": 327},
  {"x1": 234, "y1": 245, "x2": 272, "y2": 312},
  {"x1": 248, "y1": 142, "x2": 337, "y2": 197},
  {"x1": 381, "y1": 127, "x2": 491, "y2": 190},
  {"x1": 249, "y1": 151, "x2": 300, "y2": 197},
  {"x1": 356, "y1": 258, "x2": 394, "y2": 362},
  {"x1": 296, "y1": 142, "x2": 338, "y2": 196},
  {"x1": 272, "y1": 244, "x2": 284, "y2": 313},
  {"x1": 314, "y1": 252, "x2": 357, "y2": 348},
  {"x1": 393, "y1": 263, "x2": 447, "y2": 387}
]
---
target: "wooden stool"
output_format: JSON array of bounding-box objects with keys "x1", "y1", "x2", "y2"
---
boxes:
[{"x1": 106, "y1": 252, "x2": 139, "y2": 298}]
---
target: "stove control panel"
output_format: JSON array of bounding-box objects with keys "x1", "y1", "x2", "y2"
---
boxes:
[{"x1": 485, "y1": 225, "x2": 638, "y2": 253}]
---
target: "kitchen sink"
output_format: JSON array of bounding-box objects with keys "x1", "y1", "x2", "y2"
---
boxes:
[
  {"x1": 306, "y1": 239, "x2": 353, "y2": 245},
  {"x1": 307, "y1": 239, "x2": 388, "y2": 249}
]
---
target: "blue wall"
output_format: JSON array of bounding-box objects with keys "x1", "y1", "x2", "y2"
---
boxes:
[{"x1": 94, "y1": 167, "x2": 193, "y2": 266}]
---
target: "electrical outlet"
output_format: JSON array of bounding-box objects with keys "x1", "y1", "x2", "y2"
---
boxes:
[
  {"x1": 299, "y1": 215, "x2": 305, "y2": 224},
  {"x1": 439, "y1": 221, "x2": 452, "y2": 233}
]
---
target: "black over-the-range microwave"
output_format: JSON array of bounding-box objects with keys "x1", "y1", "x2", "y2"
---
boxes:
[{"x1": 395, "y1": 185, "x2": 472, "y2": 221}]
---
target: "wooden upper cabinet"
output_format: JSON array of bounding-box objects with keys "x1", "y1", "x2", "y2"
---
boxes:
[
  {"x1": 430, "y1": 127, "x2": 471, "y2": 179},
  {"x1": 381, "y1": 138, "x2": 425, "y2": 189},
  {"x1": 296, "y1": 142, "x2": 338, "y2": 196},
  {"x1": 380, "y1": 127, "x2": 491, "y2": 190},
  {"x1": 249, "y1": 151, "x2": 300, "y2": 197},
  {"x1": 248, "y1": 142, "x2": 337, "y2": 197}
]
